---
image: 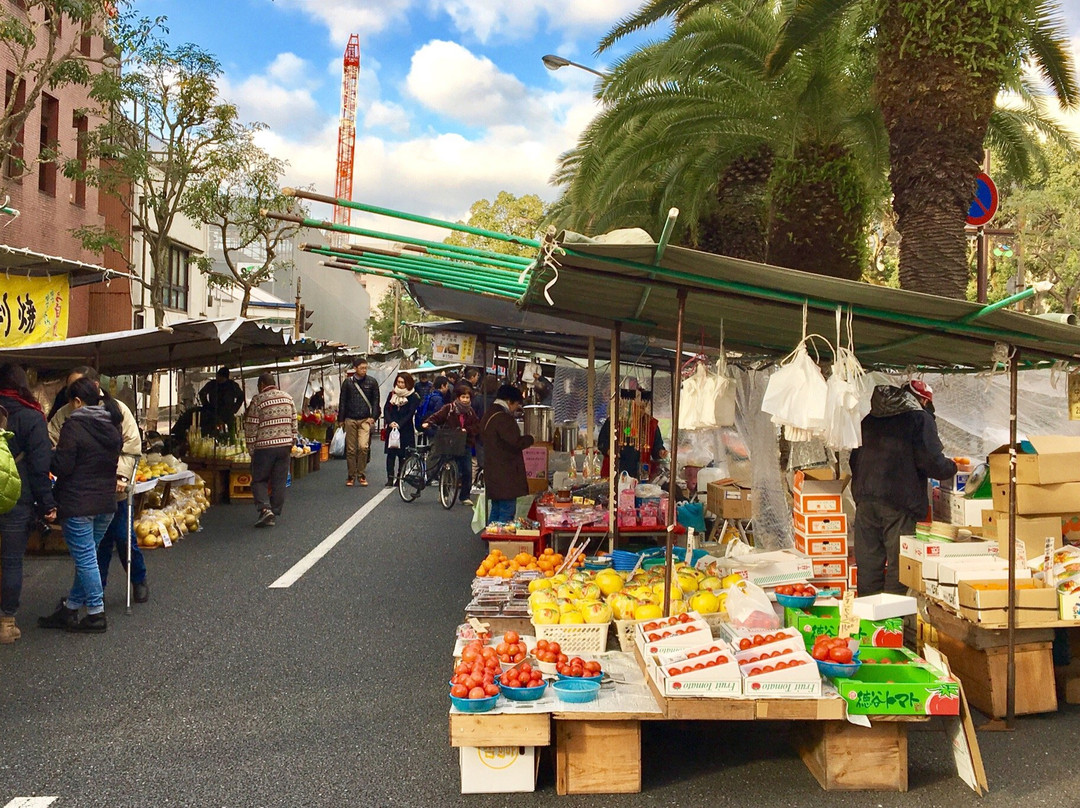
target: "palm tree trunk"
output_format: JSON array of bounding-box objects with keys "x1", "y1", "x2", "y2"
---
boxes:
[{"x1": 695, "y1": 148, "x2": 773, "y2": 262}]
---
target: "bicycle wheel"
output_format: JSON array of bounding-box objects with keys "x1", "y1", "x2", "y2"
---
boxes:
[
  {"x1": 398, "y1": 455, "x2": 424, "y2": 502},
  {"x1": 439, "y1": 460, "x2": 460, "y2": 509},
  {"x1": 472, "y1": 467, "x2": 485, "y2": 492}
]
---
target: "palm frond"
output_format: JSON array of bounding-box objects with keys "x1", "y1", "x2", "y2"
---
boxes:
[
  {"x1": 765, "y1": 0, "x2": 861, "y2": 77},
  {"x1": 1023, "y1": 0, "x2": 1079, "y2": 107}
]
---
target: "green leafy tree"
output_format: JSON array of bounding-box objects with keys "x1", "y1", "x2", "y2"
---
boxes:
[
  {"x1": 181, "y1": 131, "x2": 306, "y2": 316},
  {"x1": 67, "y1": 35, "x2": 247, "y2": 325},
  {"x1": 763, "y1": 0, "x2": 1078, "y2": 298},
  {"x1": 367, "y1": 282, "x2": 435, "y2": 355},
  {"x1": 444, "y1": 191, "x2": 548, "y2": 257}
]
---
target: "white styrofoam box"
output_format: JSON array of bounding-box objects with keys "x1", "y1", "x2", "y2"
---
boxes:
[
  {"x1": 899, "y1": 534, "x2": 999, "y2": 561},
  {"x1": 740, "y1": 651, "x2": 822, "y2": 698},
  {"x1": 460, "y1": 746, "x2": 537, "y2": 794},
  {"x1": 936, "y1": 558, "x2": 1031, "y2": 586},
  {"x1": 852, "y1": 593, "x2": 917, "y2": 621},
  {"x1": 653, "y1": 650, "x2": 742, "y2": 697}
]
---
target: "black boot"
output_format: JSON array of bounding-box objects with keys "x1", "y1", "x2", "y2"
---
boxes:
[
  {"x1": 38, "y1": 600, "x2": 79, "y2": 630},
  {"x1": 71, "y1": 612, "x2": 107, "y2": 633}
]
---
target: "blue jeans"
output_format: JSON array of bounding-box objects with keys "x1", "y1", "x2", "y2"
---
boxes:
[
  {"x1": 98, "y1": 499, "x2": 146, "y2": 588},
  {"x1": 489, "y1": 498, "x2": 516, "y2": 523},
  {"x1": 0, "y1": 501, "x2": 33, "y2": 616},
  {"x1": 62, "y1": 513, "x2": 114, "y2": 614}
]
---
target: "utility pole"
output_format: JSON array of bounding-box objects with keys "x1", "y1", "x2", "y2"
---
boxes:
[{"x1": 294, "y1": 276, "x2": 302, "y2": 339}]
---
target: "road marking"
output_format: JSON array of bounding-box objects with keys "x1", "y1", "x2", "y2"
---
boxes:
[
  {"x1": 5, "y1": 799, "x2": 59, "y2": 808},
  {"x1": 269, "y1": 488, "x2": 393, "y2": 588}
]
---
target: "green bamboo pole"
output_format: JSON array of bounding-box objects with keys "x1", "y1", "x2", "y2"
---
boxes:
[
  {"x1": 283, "y1": 188, "x2": 542, "y2": 250},
  {"x1": 312, "y1": 250, "x2": 524, "y2": 296},
  {"x1": 321, "y1": 259, "x2": 519, "y2": 299}
]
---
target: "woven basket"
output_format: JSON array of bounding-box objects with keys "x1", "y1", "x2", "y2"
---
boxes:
[{"x1": 532, "y1": 621, "x2": 610, "y2": 654}]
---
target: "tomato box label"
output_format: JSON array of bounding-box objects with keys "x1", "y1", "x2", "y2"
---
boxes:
[
  {"x1": 784, "y1": 605, "x2": 903, "y2": 650},
  {"x1": 834, "y1": 664, "x2": 961, "y2": 715}
]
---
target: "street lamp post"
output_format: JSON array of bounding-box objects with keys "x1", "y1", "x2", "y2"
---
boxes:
[{"x1": 541, "y1": 54, "x2": 607, "y2": 78}]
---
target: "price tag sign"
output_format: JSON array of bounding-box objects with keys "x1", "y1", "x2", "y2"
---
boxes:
[
  {"x1": 1069, "y1": 371, "x2": 1080, "y2": 421},
  {"x1": 1015, "y1": 538, "x2": 1027, "y2": 567},
  {"x1": 1044, "y1": 537, "x2": 1057, "y2": 588},
  {"x1": 838, "y1": 590, "x2": 858, "y2": 639}
]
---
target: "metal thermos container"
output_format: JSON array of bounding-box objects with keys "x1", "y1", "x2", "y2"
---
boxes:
[
  {"x1": 523, "y1": 405, "x2": 554, "y2": 443},
  {"x1": 553, "y1": 420, "x2": 579, "y2": 453}
]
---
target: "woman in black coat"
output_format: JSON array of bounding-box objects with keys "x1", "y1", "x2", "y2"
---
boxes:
[
  {"x1": 383, "y1": 372, "x2": 420, "y2": 486},
  {"x1": 38, "y1": 376, "x2": 122, "y2": 634},
  {"x1": 0, "y1": 364, "x2": 57, "y2": 643}
]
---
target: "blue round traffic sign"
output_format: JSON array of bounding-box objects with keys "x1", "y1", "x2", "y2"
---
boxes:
[{"x1": 967, "y1": 172, "x2": 998, "y2": 226}]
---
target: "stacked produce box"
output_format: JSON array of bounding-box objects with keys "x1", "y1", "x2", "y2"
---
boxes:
[{"x1": 792, "y1": 470, "x2": 851, "y2": 595}]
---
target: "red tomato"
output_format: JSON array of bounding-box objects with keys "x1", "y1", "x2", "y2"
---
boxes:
[
  {"x1": 584, "y1": 661, "x2": 602, "y2": 674},
  {"x1": 557, "y1": 653, "x2": 568, "y2": 664},
  {"x1": 749, "y1": 667, "x2": 762, "y2": 676},
  {"x1": 828, "y1": 646, "x2": 853, "y2": 663},
  {"x1": 461, "y1": 648, "x2": 480, "y2": 664},
  {"x1": 519, "y1": 662, "x2": 533, "y2": 675},
  {"x1": 761, "y1": 665, "x2": 774, "y2": 673},
  {"x1": 535, "y1": 639, "x2": 549, "y2": 652},
  {"x1": 451, "y1": 684, "x2": 468, "y2": 698},
  {"x1": 484, "y1": 683, "x2": 500, "y2": 696},
  {"x1": 739, "y1": 638, "x2": 753, "y2": 650},
  {"x1": 548, "y1": 642, "x2": 561, "y2": 655},
  {"x1": 504, "y1": 630, "x2": 520, "y2": 645},
  {"x1": 468, "y1": 686, "x2": 487, "y2": 699},
  {"x1": 481, "y1": 646, "x2": 497, "y2": 659},
  {"x1": 454, "y1": 661, "x2": 470, "y2": 675}
]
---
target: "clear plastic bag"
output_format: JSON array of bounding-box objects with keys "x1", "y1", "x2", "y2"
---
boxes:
[
  {"x1": 329, "y1": 427, "x2": 346, "y2": 458},
  {"x1": 387, "y1": 426, "x2": 401, "y2": 450},
  {"x1": 725, "y1": 580, "x2": 781, "y2": 630}
]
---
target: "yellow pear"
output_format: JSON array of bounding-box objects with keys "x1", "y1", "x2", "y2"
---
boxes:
[
  {"x1": 560, "y1": 610, "x2": 584, "y2": 625},
  {"x1": 700, "y1": 575, "x2": 723, "y2": 591},
  {"x1": 595, "y1": 569, "x2": 624, "y2": 596},
  {"x1": 634, "y1": 603, "x2": 664, "y2": 621},
  {"x1": 689, "y1": 590, "x2": 721, "y2": 615},
  {"x1": 528, "y1": 578, "x2": 553, "y2": 593}
]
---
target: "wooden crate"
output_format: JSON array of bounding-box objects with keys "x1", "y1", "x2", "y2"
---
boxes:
[
  {"x1": 1055, "y1": 661, "x2": 1080, "y2": 705},
  {"x1": 555, "y1": 719, "x2": 641, "y2": 795},
  {"x1": 934, "y1": 630, "x2": 1056, "y2": 718},
  {"x1": 229, "y1": 469, "x2": 254, "y2": 501},
  {"x1": 794, "y1": 721, "x2": 907, "y2": 792},
  {"x1": 450, "y1": 713, "x2": 550, "y2": 748}
]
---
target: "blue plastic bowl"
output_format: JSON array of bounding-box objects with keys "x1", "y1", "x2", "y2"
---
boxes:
[
  {"x1": 497, "y1": 677, "x2": 547, "y2": 701},
  {"x1": 775, "y1": 593, "x2": 817, "y2": 609},
  {"x1": 816, "y1": 658, "x2": 862, "y2": 679},
  {"x1": 450, "y1": 693, "x2": 499, "y2": 713},
  {"x1": 556, "y1": 671, "x2": 603, "y2": 683},
  {"x1": 552, "y1": 678, "x2": 601, "y2": 703}
]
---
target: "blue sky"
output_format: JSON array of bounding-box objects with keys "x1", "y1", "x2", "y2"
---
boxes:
[{"x1": 136, "y1": 0, "x2": 1080, "y2": 236}]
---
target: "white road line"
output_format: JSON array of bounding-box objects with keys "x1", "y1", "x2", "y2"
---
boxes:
[
  {"x1": 269, "y1": 488, "x2": 393, "y2": 588},
  {"x1": 5, "y1": 799, "x2": 59, "y2": 808}
]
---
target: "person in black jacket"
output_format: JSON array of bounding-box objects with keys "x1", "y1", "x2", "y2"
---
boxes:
[
  {"x1": 0, "y1": 364, "x2": 57, "y2": 643},
  {"x1": 850, "y1": 381, "x2": 957, "y2": 596},
  {"x1": 382, "y1": 372, "x2": 420, "y2": 486},
  {"x1": 337, "y1": 357, "x2": 380, "y2": 486},
  {"x1": 38, "y1": 377, "x2": 123, "y2": 633}
]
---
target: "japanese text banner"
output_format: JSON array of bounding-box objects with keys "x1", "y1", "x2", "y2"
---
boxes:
[{"x1": 0, "y1": 274, "x2": 69, "y2": 346}]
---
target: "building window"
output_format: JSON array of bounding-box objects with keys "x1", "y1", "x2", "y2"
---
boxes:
[
  {"x1": 80, "y1": 19, "x2": 92, "y2": 56},
  {"x1": 72, "y1": 111, "x2": 87, "y2": 206},
  {"x1": 37, "y1": 92, "x2": 58, "y2": 195},
  {"x1": 164, "y1": 244, "x2": 190, "y2": 311},
  {"x1": 4, "y1": 71, "x2": 25, "y2": 179},
  {"x1": 42, "y1": 3, "x2": 59, "y2": 35}
]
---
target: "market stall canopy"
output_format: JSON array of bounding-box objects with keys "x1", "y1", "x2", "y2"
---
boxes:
[
  {"x1": 0, "y1": 244, "x2": 134, "y2": 287},
  {"x1": 521, "y1": 235, "x2": 1080, "y2": 371},
  {"x1": 0, "y1": 317, "x2": 330, "y2": 374}
]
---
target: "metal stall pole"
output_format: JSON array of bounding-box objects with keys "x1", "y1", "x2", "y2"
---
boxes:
[
  {"x1": 1007, "y1": 347, "x2": 1019, "y2": 728},
  {"x1": 663, "y1": 289, "x2": 688, "y2": 618},
  {"x1": 608, "y1": 324, "x2": 621, "y2": 555},
  {"x1": 586, "y1": 336, "x2": 595, "y2": 451}
]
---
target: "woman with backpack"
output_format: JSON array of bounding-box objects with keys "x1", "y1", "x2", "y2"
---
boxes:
[
  {"x1": 422, "y1": 385, "x2": 481, "y2": 506},
  {"x1": 38, "y1": 377, "x2": 123, "y2": 634},
  {"x1": 0, "y1": 364, "x2": 57, "y2": 643},
  {"x1": 382, "y1": 372, "x2": 420, "y2": 487}
]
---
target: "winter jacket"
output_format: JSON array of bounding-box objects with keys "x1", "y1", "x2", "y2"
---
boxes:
[
  {"x1": 850, "y1": 385, "x2": 957, "y2": 518},
  {"x1": 383, "y1": 392, "x2": 420, "y2": 450},
  {"x1": 414, "y1": 389, "x2": 447, "y2": 431},
  {"x1": 480, "y1": 403, "x2": 535, "y2": 501},
  {"x1": 244, "y1": 386, "x2": 298, "y2": 450},
  {"x1": 50, "y1": 396, "x2": 141, "y2": 500},
  {"x1": 51, "y1": 405, "x2": 123, "y2": 519},
  {"x1": 338, "y1": 375, "x2": 380, "y2": 421},
  {"x1": 0, "y1": 393, "x2": 56, "y2": 513},
  {"x1": 426, "y1": 403, "x2": 481, "y2": 448}
]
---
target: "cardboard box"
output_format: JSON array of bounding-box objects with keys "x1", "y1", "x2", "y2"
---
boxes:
[
  {"x1": 793, "y1": 511, "x2": 847, "y2": 537},
  {"x1": 932, "y1": 486, "x2": 991, "y2": 525},
  {"x1": 741, "y1": 650, "x2": 822, "y2": 697},
  {"x1": 941, "y1": 471, "x2": 971, "y2": 492},
  {"x1": 936, "y1": 557, "x2": 1027, "y2": 586},
  {"x1": 652, "y1": 650, "x2": 742, "y2": 697},
  {"x1": 988, "y1": 436, "x2": 1080, "y2": 486},
  {"x1": 852, "y1": 593, "x2": 917, "y2": 621},
  {"x1": 811, "y1": 556, "x2": 848, "y2": 580},
  {"x1": 834, "y1": 664, "x2": 960, "y2": 716},
  {"x1": 1061, "y1": 587, "x2": 1080, "y2": 621},
  {"x1": 982, "y1": 510, "x2": 1064, "y2": 559},
  {"x1": 459, "y1": 746, "x2": 538, "y2": 794},
  {"x1": 784, "y1": 605, "x2": 903, "y2": 649},
  {"x1": 899, "y1": 533, "x2": 999, "y2": 561},
  {"x1": 792, "y1": 469, "x2": 847, "y2": 515},
  {"x1": 794, "y1": 532, "x2": 848, "y2": 557},
  {"x1": 848, "y1": 563, "x2": 858, "y2": 590},
  {"x1": 485, "y1": 540, "x2": 542, "y2": 558},
  {"x1": 992, "y1": 481, "x2": 1080, "y2": 515},
  {"x1": 899, "y1": 556, "x2": 923, "y2": 592},
  {"x1": 811, "y1": 577, "x2": 848, "y2": 596},
  {"x1": 957, "y1": 579, "x2": 1060, "y2": 627},
  {"x1": 707, "y1": 482, "x2": 753, "y2": 520}
]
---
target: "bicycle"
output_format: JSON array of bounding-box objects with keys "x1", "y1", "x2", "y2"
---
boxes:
[{"x1": 397, "y1": 441, "x2": 461, "y2": 509}]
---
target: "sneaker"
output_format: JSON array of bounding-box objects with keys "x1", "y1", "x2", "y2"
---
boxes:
[
  {"x1": 133, "y1": 582, "x2": 149, "y2": 603},
  {"x1": 461, "y1": 498, "x2": 475, "y2": 506},
  {"x1": 38, "y1": 600, "x2": 79, "y2": 630},
  {"x1": 255, "y1": 509, "x2": 276, "y2": 528},
  {"x1": 70, "y1": 613, "x2": 107, "y2": 633},
  {"x1": 357, "y1": 474, "x2": 368, "y2": 487},
  {"x1": 346, "y1": 477, "x2": 355, "y2": 487}
]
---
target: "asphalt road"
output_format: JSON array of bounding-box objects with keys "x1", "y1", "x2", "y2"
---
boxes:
[{"x1": 1, "y1": 454, "x2": 1078, "y2": 807}]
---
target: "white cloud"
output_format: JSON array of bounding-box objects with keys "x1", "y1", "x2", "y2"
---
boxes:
[
  {"x1": 277, "y1": 0, "x2": 415, "y2": 44},
  {"x1": 405, "y1": 40, "x2": 547, "y2": 128},
  {"x1": 433, "y1": 0, "x2": 642, "y2": 44},
  {"x1": 364, "y1": 101, "x2": 411, "y2": 133},
  {"x1": 220, "y1": 71, "x2": 328, "y2": 139},
  {"x1": 266, "y1": 52, "x2": 315, "y2": 87}
]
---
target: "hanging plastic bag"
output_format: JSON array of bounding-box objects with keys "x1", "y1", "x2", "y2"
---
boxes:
[
  {"x1": 329, "y1": 426, "x2": 346, "y2": 458},
  {"x1": 824, "y1": 308, "x2": 866, "y2": 450},
  {"x1": 679, "y1": 362, "x2": 708, "y2": 430},
  {"x1": 471, "y1": 490, "x2": 489, "y2": 534},
  {"x1": 387, "y1": 426, "x2": 401, "y2": 450},
  {"x1": 714, "y1": 343, "x2": 736, "y2": 427},
  {"x1": 725, "y1": 580, "x2": 781, "y2": 630}
]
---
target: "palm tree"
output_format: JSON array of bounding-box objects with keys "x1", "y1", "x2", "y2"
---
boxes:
[
  {"x1": 552, "y1": 0, "x2": 888, "y2": 280},
  {"x1": 762, "y1": 0, "x2": 1078, "y2": 297}
]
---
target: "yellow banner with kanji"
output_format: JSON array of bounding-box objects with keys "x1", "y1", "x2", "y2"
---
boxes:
[{"x1": 0, "y1": 274, "x2": 69, "y2": 346}]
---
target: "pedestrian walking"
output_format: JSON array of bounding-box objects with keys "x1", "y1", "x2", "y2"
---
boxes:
[
  {"x1": 0, "y1": 364, "x2": 57, "y2": 643},
  {"x1": 338, "y1": 357, "x2": 380, "y2": 486},
  {"x1": 479, "y1": 384, "x2": 535, "y2": 523},
  {"x1": 38, "y1": 377, "x2": 122, "y2": 633},
  {"x1": 244, "y1": 372, "x2": 298, "y2": 528},
  {"x1": 383, "y1": 372, "x2": 420, "y2": 487},
  {"x1": 423, "y1": 385, "x2": 481, "y2": 506}
]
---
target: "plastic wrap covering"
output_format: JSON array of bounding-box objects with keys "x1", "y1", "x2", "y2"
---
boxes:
[{"x1": 552, "y1": 362, "x2": 672, "y2": 447}]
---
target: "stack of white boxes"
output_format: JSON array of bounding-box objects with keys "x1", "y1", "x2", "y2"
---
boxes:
[{"x1": 792, "y1": 470, "x2": 851, "y2": 595}]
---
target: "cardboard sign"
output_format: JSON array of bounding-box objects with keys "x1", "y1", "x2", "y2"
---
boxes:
[
  {"x1": 837, "y1": 591, "x2": 858, "y2": 639},
  {"x1": 923, "y1": 645, "x2": 988, "y2": 795}
]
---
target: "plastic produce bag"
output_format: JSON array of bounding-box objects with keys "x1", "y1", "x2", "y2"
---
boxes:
[
  {"x1": 714, "y1": 352, "x2": 736, "y2": 427},
  {"x1": 761, "y1": 340, "x2": 830, "y2": 442},
  {"x1": 725, "y1": 580, "x2": 781, "y2": 630},
  {"x1": 824, "y1": 309, "x2": 867, "y2": 450},
  {"x1": 386, "y1": 426, "x2": 401, "y2": 450},
  {"x1": 471, "y1": 491, "x2": 489, "y2": 534},
  {"x1": 329, "y1": 427, "x2": 346, "y2": 458}
]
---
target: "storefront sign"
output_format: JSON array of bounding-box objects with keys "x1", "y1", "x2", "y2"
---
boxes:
[
  {"x1": 431, "y1": 332, "x2": 477, "y2": 365},
  {"x1": 0, "y1": 274, "x2": 69, "y2": 347}
]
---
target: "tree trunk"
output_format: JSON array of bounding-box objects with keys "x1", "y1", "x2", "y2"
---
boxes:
[
  {"x1": 876, "y1": 0, "x2": 1003, "y2": 299},
  {"x1": 150, "y1": 241, "x2": 169, "y2": 326},
  {"x1": 695, "y1": 147, "x2": 773, "y2": 261},
  {"x1": 240, "y1": 285, "x2": 252, "y2": 318}
]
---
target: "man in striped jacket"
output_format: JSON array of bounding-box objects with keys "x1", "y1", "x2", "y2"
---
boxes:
[{"x1": 244, "y1": 372, "x2": 298, "y2": 528}]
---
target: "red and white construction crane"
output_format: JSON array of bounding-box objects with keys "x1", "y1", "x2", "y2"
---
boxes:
[{"x1": 333, "y1": 35, "x2": 360, "y2": 247}]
